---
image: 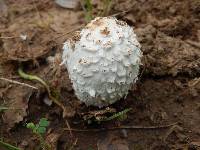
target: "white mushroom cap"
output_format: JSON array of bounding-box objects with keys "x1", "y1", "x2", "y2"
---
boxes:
[{"x1": 62, "y1": 17, "x2": 142, "y2": 107}]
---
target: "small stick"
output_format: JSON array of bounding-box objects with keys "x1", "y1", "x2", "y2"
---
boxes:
[
  {"x1": 68, "y1": 138, "x2": 78, "y2": 150},
  {"x1": 63, "y1": 122, "x2": 178, "y2": 132},
  {"x1": 186, "y1": 40, "x2": 200, "y2": 49},
  {"x1": 188, "y1": 78, "x2": 200, "y2": 87},
  {"x1": 0, "y1": 77, "x2": 38, "y2": 90},
  {"x1": 110, "y1": 9, "x2": 132, "y2": 17},
  {"x1": 0, "y1": 36, "x2": 19, "y2": 39},
  {"x1": 65, "y1": 119, "x2": 73, "y2": 137},
  {"x1": 54, "y1": 26, "x2": 84, "y2": 40}
]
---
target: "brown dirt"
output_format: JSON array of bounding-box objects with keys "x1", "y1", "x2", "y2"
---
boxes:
[{"x1": 0, "y1": 0, "x2": 200, "y2": 150}]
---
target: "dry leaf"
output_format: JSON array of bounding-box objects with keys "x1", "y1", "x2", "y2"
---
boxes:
[{"x1": 2, "y1": 86, "x2": 33, "y2": 129}]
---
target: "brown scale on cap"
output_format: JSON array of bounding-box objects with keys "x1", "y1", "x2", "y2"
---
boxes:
[
  {"x1": 68, "y1": 31, "x2": 81, "y2": 51},
  {"x1": 86, "y1": 32, "x2": 91, "y2": 38},
  {"x1": 100, "y1": 27, "x2": 110, "y2": 36},
  {"x1": 96, "y1": 40, "x2": 102, "y2": 44},
  {"x1": 103, "y1": 41, "x2": 112, "y2": 48},
  {"x1": 72, "y1": 31, "x2": 81, "y2": 42},
  {"x1": 92, "y1": 17, "x2": 103, "y2": 26},
  {"x1": 68, "y1": 39, "x2": 75, "y2": 51},
  {"x1": 116, "y1": 20, "x2": 127, "y2": 26},
  {"x1": 127, "y1": 49, "x2": 132, "y2": 55},
  {"x1": 79, "y1": 58, "x2": 89, "y2": 64},
  {"x1": 85, "y1": 17, "x2": 104, "y2": 30}
]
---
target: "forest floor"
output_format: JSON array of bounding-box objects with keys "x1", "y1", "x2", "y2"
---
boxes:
[{"x1": 0, "y1": 0, "x2": 200, "y2": 149}]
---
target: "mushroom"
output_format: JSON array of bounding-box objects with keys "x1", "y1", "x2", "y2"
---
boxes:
[{"x1": 62, "y1": 17, "x2": 142, "y2": 107}]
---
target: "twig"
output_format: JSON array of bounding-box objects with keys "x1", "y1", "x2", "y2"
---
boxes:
[
  {"x1": 64, "y1": 122, "x2": 178, "y2": 132},
  {"x1": 68, "y1": 138, "x2": 78, "y2": 150},
  {"x1": 186, "y1": 40, "x2": 200, "y2": 49},
  {"x1": 0, "y1": 36, "x2": 19, "y2": 39},
  {"x1": 188, "y1": 78, "x2": 200, "y2": 87},
  {"x1": 110, "y1": 9, "x2": 132, "y2": 17},
  {"x1": 163, "y1": 125, "x2": 181, "y2": 141},
  {"x1": 0, "y1": 106, "x2": 22, "y2": 112},
  {"x1": 65, "y1": 119, "x2": 73, "y2": 137},
  {"x1": 0, "y1": 77, "x2": 38, "y2": 90},
  {"x1": 53, "y1": 25, "x2": 84, "y2": 40},
  {"x1": 0, "y1": 140, "x2": 21, "y2": 150}
]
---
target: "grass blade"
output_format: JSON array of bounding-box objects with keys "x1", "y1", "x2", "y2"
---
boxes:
[{"x1": 0, "y1": 140, "x2": 21, "y2": 150}]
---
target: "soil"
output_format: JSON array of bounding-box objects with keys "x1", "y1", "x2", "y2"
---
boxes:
[{"x1": 0, "y1": 0, "x2": 200, "y2": 150}]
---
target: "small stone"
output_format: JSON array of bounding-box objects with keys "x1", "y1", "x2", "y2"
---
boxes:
[
  {"x1": 55, "y1": 0, "x2": 80, "y2": 9},
  {"x1": 43, "y1": 96, "x2": 53, "y2": 106},
  {"x1": 121, "y1": 129, "x2": 128, "y2": 138}
]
